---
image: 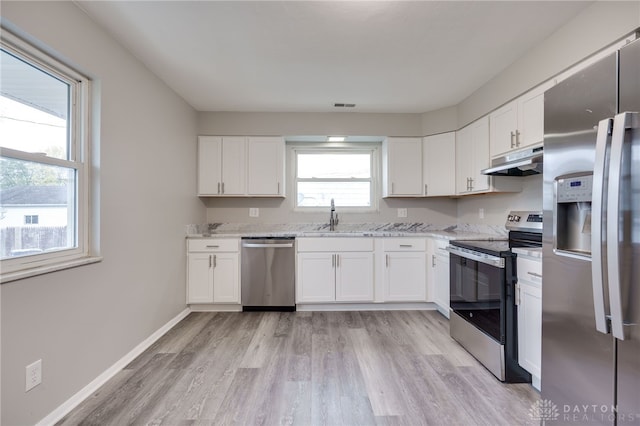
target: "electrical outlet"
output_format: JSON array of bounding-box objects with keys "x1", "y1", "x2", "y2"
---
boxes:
[
  {"x1": 25, "y1": 359, "x2": 42, "y2": 392},
  {"x1": 397, "y1": 208, "x2": 408, "y2": 218},
  {"x1": 479, "y1": 208, "x2": 485, "y2": 219},
  {"x1": 249, "y1": 208, "x2": 259, "y2": 218}
]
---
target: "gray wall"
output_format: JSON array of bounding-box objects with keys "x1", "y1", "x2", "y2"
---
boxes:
[
  {"x1": 198, "y1": 111, "x2": 424, "y2": 137},
  {"x1": 1, "y1": 2, "x2": 203, "y2": 424}
]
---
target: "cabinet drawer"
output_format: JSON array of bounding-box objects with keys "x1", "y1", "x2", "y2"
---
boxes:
[
  {"x1": 187, "y1": 238, "x2": 239, "y2": 252},
  {"x1": 297, "y1": 237, "x2": 374, "y2": 252},
  {"x1": 382, "y1": 238, "x2": 426, "y2": 251},
  {"x1": 517, "y1": 256, "x2": 542, "y2": 286}
]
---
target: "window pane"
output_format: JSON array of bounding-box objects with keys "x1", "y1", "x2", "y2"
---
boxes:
[
  {"x1": 297, "y1": 182, "x2": 371, "y2": 207},
  {"x1": 0, "y1": 49, "x2": 70, "y2": 160},
  {"x1": 0, "y1": 157, "x2": 76, "y2": 259},
  {"x1": 297, "y1": 153, "x2": 371, "y2": 178}
]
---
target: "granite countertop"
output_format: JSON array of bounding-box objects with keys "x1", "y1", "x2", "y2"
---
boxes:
[
  {"x1": 186, "y1": 223, "x2": 507, "y2": 241},
  {"x1": 512, "y1": 247, "x2": 543, "y2": 259}
]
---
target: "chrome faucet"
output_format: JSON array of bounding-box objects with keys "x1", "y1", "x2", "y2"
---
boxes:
[{"x1": 329, "y1": 198, "x2": 339, "y2": 231}]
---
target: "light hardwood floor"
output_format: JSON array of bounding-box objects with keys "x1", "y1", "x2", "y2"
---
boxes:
[{"x1": 58, "y1": 311, "x2": 540, "y2": 425}]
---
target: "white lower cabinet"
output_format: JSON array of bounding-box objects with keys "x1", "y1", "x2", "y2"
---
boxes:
[
  {"x1": 430, "y1": 238, "x2": 450, "y2": 318},
  {"x1": 297, "y1": 238, "x2": 374, "y2": 303},
  {"x1": 335, "y1": 252, "x2": 375, "y2": 302},
  {"x1": 382, "y1": 239, "x2": 427, "y2": 302},
  {"x1": 516, "y1": 253, "x2": 542, "y2": 390},
  {"x1": 187, "y1": 239, "x2": 240, "y2": 304}
]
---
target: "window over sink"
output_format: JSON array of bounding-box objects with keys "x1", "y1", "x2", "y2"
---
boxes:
[{"x1": 292, "y1": 144, "x2": 379, "y2": 210}]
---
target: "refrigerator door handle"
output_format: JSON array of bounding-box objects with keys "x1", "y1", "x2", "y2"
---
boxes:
[
  {"x1": 607, "y1": 111, "x2": 638, "y2": 340},
  {"x1": 591, "y1": 118, "x2": 613, "y2": 334}
]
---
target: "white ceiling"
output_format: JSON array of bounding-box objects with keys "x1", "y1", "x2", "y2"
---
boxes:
[{"x1": 76, "y1": 1, "x2": 591, "y2": 114}]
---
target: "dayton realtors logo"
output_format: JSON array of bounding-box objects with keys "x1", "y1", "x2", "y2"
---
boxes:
[
  {"x1": 529, "y1": 399, "x2": 560, "y2": 425},
  {"x1": 529, "y1": 400, "x2": 640, "y2": 424}
]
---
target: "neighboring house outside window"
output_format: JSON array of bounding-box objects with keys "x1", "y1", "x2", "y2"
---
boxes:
[{"x1": 0, "y1": 30, "x2": 92, "y2": 278}]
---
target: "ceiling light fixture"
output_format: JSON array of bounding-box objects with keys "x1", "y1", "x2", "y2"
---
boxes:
[{"x1": 327, "y1": 136, "x2": 346, "y2": 142}]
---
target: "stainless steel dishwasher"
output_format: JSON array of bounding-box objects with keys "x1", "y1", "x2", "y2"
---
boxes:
[{"x1": 241, "y1": 237, "x2": 296, "y2": 311}]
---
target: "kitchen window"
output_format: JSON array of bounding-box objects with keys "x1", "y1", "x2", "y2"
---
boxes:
[
  {"x1": 293, "y1": 145, "x2": 378, "y2": 210},
  {"x1": 0, "y1": 30, "x2": 93, "y2": 279}
]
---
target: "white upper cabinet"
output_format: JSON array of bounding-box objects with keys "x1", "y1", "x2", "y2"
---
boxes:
[
  {"x1": 423, "y1": 132, "x2": 456, "y2": 197},
  {"x1": 457, "y1": 117, "x2": 522, "y2": 196},
  {"x1": 489, "y1": 101, "x2": 518, "y2": 158},
  {"x1": 198, "y1": 136, "x2": 245, "y2": 196},
  {"x1": 198, "y1": 136, "x2": 223, "y2": 196},
  {"x1": 489, "y1": 81, "x2": 553, "y2": 158},
  {"x1": 246, "y1": 136, "x2": 285, "y2": 196},
  {"x1": 220, "y1": 136, "x2": 246, "y2": 195},
  {"x1": 198, "y1": 135, "x2": 285, "y2": 197},
  {"x1": 382, "y1": 137, "x2": 423, "y2": 197},
  {"x1": 456, "y1": 117, "x2": 490, "y2": 194}
]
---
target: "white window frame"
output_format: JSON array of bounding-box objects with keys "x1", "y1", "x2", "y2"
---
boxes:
[
  {"x1": 1, "y1": 30, "x2": 94, "y2": 280},
  {"x1": 289, "y1": 143, "x2": 380, "y2": 212}
]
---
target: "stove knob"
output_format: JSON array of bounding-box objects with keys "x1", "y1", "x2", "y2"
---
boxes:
[
  {"x1": 508, "y1": 215, "x2": 513, "y2": 221},
  {"x1": 514, "y1": 215, "x2": 521, "y2": 222}
]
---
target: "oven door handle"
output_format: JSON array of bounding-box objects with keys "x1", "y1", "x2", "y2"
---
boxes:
[{"x1": 446, "y1": 246, "x2": 505, "y2": 269}]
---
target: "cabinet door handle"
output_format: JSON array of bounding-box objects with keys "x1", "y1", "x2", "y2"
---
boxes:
[
  {"x1": 221, "y1": 182, "x2": 225, "y2": 194},
  {"x1": 391, "y1": 182, "x2": 395, "y2": 194},
  {"x1": 424, "y1": 184, "x2": 428, "y2": 196},
  {"x1": 432, "y1": 254, "x2": 436, "y2": 267},
  {"x1": 209, "y1": 254, "x2": 212, "y2": 268},
  {"x1": 515, "y1": 130, "x2": 521, "y2": 147},
  {"x1": 213, "y1": 255, "x2": 217, "y2": 268},
  {"x1": 217, "y1": 182, "x2": 221, "y2": 194},
  {"x1": 336, "y1": 254, "x2": 340, "y2": 268},
  {"x1": 469, "y1": 178, "x2": 474, "y2": 191},
  {"x1": 386, "y1": 254, "x2": 389, "y2": 268},
  {"x1": 277, "y1": 182, "x2": 280, "y2": 194},
  {"x1": 527, "y1": 271, "x2": 542, "y2": 278},
  {"x1": 510, "y1": 131, "x2": 515, "y2": 148},
  {"x1": 332, "y1": 254, "x2": 335, "y2": 268}
]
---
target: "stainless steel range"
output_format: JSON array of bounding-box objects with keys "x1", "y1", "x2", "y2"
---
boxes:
[{"x1": 447, "y1": 211, "x2": 542, "y2": 382}]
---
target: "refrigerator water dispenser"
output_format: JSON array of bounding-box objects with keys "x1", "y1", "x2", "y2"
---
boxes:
[{"x1": 554, "y1": 173, "x2": 593, "y2": 257}]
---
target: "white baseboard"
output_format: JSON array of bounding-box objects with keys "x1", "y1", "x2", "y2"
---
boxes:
[
  {"x1": 189, "y1": 304, "x2": 242, "y2": 312},
  {"x1": 296, "y1": 302, "x2": 438, "y2": 312},
  {"x1": 36, "y1": 307, "x2": 191, "y2": 426}
]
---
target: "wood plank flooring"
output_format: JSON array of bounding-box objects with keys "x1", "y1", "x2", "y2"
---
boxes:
[{"x1": 57, "y1": 311, "x2": 540, "y2": 425}]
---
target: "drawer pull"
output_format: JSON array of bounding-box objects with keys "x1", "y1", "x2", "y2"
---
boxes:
[
  {"x1": 206, "y1": 245, "x2": 220, "y2": 248},
  {"x1": 399, "y1": 244, "x2": 413, "y2": 248},
  {"x1": 527, "y1": 271, "x2": 542, "y2": 278}
]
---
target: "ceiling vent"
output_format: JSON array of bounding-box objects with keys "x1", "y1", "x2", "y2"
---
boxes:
[{"x1": 334, "y1": 103, "x2": 356, "y2": 108}]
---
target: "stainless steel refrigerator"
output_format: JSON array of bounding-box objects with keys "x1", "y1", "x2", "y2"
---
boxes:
[{"x1": 543, "y1": 37, "x2": 639, "y2": 425}]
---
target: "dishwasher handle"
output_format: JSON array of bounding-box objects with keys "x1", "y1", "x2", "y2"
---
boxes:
[{"x1": 242, "y1": 242, "x2": 294, "y2": 248}]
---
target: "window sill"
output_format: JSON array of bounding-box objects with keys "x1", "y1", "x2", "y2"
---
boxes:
[{"x1": 0, "y1": 255, "x2": 103, "y2": 284}]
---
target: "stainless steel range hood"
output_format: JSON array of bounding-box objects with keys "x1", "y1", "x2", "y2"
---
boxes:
[{"x1": 481, "y1": 144, "x2": 543, "y2": 176}]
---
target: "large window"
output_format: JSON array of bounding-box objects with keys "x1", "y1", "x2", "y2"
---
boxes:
[
  {"x1": 293, "y1": 146, "x2": 378, "y2": 209},
  {"x1": 0, "y1": 31, "x2": 90, "y2": 277}
]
